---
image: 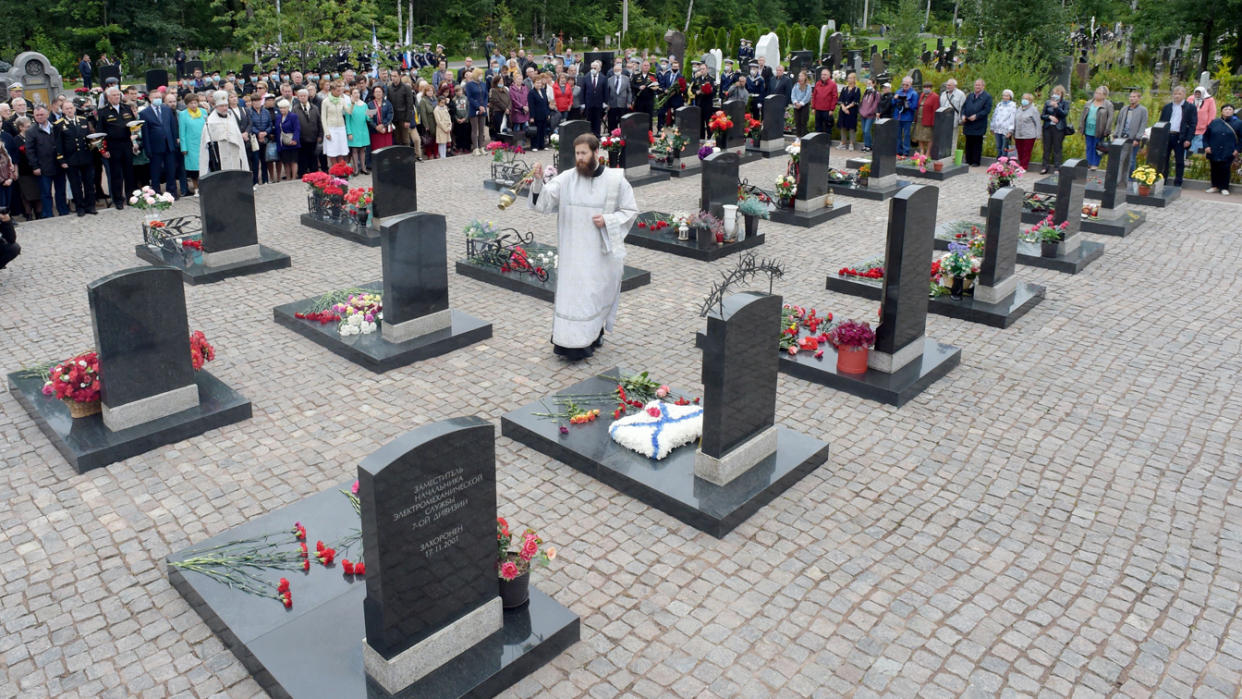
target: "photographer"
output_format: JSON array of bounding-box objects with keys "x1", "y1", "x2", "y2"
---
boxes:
[{"x1": 894, "y1": 77, "x2": 919, "y2": 156}]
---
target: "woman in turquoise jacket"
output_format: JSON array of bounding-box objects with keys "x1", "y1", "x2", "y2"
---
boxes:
[{"x1": 178, "y1": 93, "x2": 207, "y2": 193}]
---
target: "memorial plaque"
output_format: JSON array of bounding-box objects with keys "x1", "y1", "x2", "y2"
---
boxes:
[
  {"x1": 870, "y1": 118, "x2": 897, "y2": 179},
  {"x1": 381, "y1": 212, "x2": 449, "y2": 325},
  {"x1": 88, "y1": 267, "x2": 198, "y2": 425},
  {"x1": 675, "y1": 105, "x2": 701, "y2": 154},
  {"x1": 371, "y1": 145, "x2": 417, "y2": 219},
  {"x1": 1147, "y1": 122, "x2": 1171, "y2": 178},
  {"x1": 723, "y1": 98, "x2": 747, "y2": 149},
  {"x1": 795, "y1": 132, "x2": 831, "y2": 203},
  {"x1": 1100, "y1": 139, "x2": 1131, "y2": 209},
  {"x1": 359, "y1": 417, "x2": 497, "y2": 656},
  {"x1": 761, "y1": 94, "x2": 786, "y2": 141},
  {"x1": 620, "y1": 112, "x2": 651, "y2": 169},
  {"x1": 875, "y1": 185, "x2": 938, "y2": 356},
  {"x1": 557, "y1": 120, "x2": 591, "y2": 174},
  {"x1": 1054, "y1": 159, "x2": 1087, "y2": 237},
  {"x1": 980, "y1": 187, "x2": 1021, "y2": 288},
  {"x1": 929, "y1": 107, "x2": 955, "y2": 161},
  {"x1": 700, "y1": 150, "x2": 739, "y2": 219},
  {"x1": 699, "y1": 292, "x2": 780, "y2": 458},
  {"x1": 198, "y1": 170, "x2": 257, "y2": 253}
]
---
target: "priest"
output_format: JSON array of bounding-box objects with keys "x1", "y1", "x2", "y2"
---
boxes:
[{"x1": 529, "y1": 133, "x2": 638, "y2": 361}]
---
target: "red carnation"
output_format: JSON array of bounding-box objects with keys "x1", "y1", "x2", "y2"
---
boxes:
[{"x1": 354, "y1": 562, "x2": 365, "y2": 576}]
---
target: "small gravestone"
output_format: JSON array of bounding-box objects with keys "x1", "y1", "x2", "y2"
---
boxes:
[
  {"x1": 754, "y1": 94, "x2": 786, "y2": 152},
  {"x1": 936, "y1": 38, "x2": 946, "y2": 70},
  {"x1": 850, "y1": 50, "x2": 863, "y2": 76},
  {"x1": 700, "y1": 151, "x2": 740, "y2": 230},
  {"x1": 870, "y1": 118, "x2": 898, "y2": 185},
  {"x1": 795, "y1": 132, "x2": 831, "y2": 212},
  {"x1": 722, "y1": 98, "x2": 747, "y2": 153},
  {"x1": 871, "y1": 185, "x2": 938, "y2": 374},
  {"x1": 97, "y1": 64, "x2": 121, "y2": 86},
  {"x1": 371, "y1": 145, "x2": 418, "y2": 220},
  {"x1": 184, "y1": 59, "x2": 205, "y2": 77},
  {"x1": 240, "y1": 63, "x2": 254, "y2": 81},
  {"x1": 89, "y1": 267, "x2": 200, "y2": 432},
  {"x1": 145, "y1": 69, "x2": 168, "y2": 93},
  {"x1": 870, "y1": 50, "x2": 885, "y2": 79},
  {"x1": 1098, "y1": 139, "x2": 1131, "y2": 213},
  {"x1": 381, "y1": 212, "x2": 451, "y2": 343},
  {"x1": 664, "y1": 30, "x2": 687, "y2": 65},
  {"x1": 975, "y1": 187, "x2": 1022, "y2": 304},
  {"x1": 582, "y1": 51, "x2": 615, "y2": 71},
  {"x1": 1052, "y1": 158, "x2": 1087, "y2": 254},
  {"x1": 360, "y1": 416, "x2": 500, "y2": 692},
  {"x1": 696, "y1": 292, "x2": 780, "y2": 485},
  {"x1": 620, "y1": 111, "x2": 651, "y2": 177},
  {"x1": 929, "y1": 107, "x2": 956, "y2": 162},
  {"x1": 909, "y1": 68, "x2": 923, "y2": 90},
  {"x1": 198, "y1": 170, "x2": 260, "y2": 266},
  {"x1": 557, "y1": 120, "x2": 591, "y2": 174},
  {"x1": 1148, "y1": 122, "x2": 1171, "y2": 179},
  {"x1": 828, "y1": 33, "x2": 843, "y2": 70}
]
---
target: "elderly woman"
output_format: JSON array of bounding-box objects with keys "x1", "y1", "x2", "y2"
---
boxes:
[
  {"x1": 1012, "y1": 93, "x2": 1041, "y2": 170},
  {"x1": 508, "y1": 77, "x2": 530, "y2": 148},
  {"x1": 989, "y1": 89, "x2": 1017, "y2": 158},
  {"x1": 1203, "y1": 107, "x2": 1239, "y2": 195},
  {"x1": 465, "y1": 68, "x2": 488, "y2": 155},
  {"x1": 320, "y1": 80, "x2": 351, "y2": 166},
  {"x1": 275, "y1": 98, "x2": 300, "y2": 180},
  {"x1": 1192, "y1": 86, "x2": 1217, "y2": 153},
  {"x1": 178, "y1": 93, "x2": 207, "y2": 193},
  {"x1": 200, "y1": 90, "x2": 249, "y2": 172},
  {"x1": 367, "y1": 85, "x2": 394, "y2": 151},
  {"x1": 487, "y1": 75, "x2": 510, "y2": 139},
  {"x1": 1078, "y1": 86, "x2": 1114, "y2": 170},
  {"x1": 1039, "y1": 85, "x2": 1069, "y2": 174},
  {"x1": 344, "y1": 87, "x2": 370, "y2": 174},
  {"x1": 416, "y1": 81, "x2": 437, "y2": 159}
]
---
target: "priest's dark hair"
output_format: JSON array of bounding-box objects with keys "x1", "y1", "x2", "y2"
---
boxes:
[{"x1": 573, "y1": 133, "x2": 600, "y2": 152}]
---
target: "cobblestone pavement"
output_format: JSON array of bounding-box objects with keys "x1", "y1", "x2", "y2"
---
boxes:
[{"x1": 2, "y1": 147, "x2": 1241, "y2": 699}]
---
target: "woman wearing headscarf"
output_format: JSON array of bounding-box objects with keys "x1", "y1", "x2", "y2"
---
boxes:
[
  {"x1": 199, "y1": 90, "x2": 250, "y2": 172},
  {"x1": 1191, "y1": 86, "x2": 1217, "y2": 153}
]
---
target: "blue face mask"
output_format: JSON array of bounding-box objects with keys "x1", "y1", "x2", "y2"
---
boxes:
[{"x1": 1021, "y1": 98, "x2": 1030, "y2": 106}]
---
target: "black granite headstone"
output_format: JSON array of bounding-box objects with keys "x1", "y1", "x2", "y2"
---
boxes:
[
  {"x1": 795, "y1": 132, "x2": 831, "y2": 203},
  {"x1": 184, "y1": 60, "x2": 204, "y2": 77},
  {"x1": 145, "y1": 69, "x2": 168, "y2": 93},
  {"x1": 359, "y1": 416, "x2": 497, "y2": 656},
  {"x1": 979, "y1": 187, "x2": 1021, "y2": 288},
  {"x1": 1100, "y1": 139, "x2": 1131, "y2": 209},
  {"x1": 1147, "y1": 122, "x2": 1171, "y2": 178},
  {"x1": 929, "y1": 107, "x2": 955, "y2": 161},
  {"x1": 381, "y1": 212, "x2": 449, "y2": 325},
  {"x1": 371, "y1": 146, "x2": 417, "y2": 219},
  {"x1": 557, "y1": 120, "x2": 591, "y2": 173},
  {"x1": 241, "y1": 63, "x2": 255, "y2": 81},
  {"x1": 699, "y1": 292, "x2": 780, "y2": 458},
  {"x1": 620, "y1": 112, "x2": 651, "y2": 169},
  {"x1": 874, "y1": 185, "x2": 938, "y2": 356},
  {"x1": 789, "y1": 51, "x2": 814, "y2": 80},
  {"x1": 198, "y1": 170, "x2": 257, "y2": 254},
  {"x1": 870, "y1": 51, "x2": 885, "y2": 79},
  {"x1": 700, "y1": 150, "x2": 740, "y2": 219},
  {"x1": 664, "y1": 30, "x2": 687, "y2": 65},
  {"x1": 675, "y1": 105, "x2": 701, "y2": 154},
  {"x1": 88, "y1": 267, "x2": 195, "y2": 410},
  {"x1": 723, "y1": 99, "x2": 747, "y2": 149},
  {"x1": 828, "y1": 33, "x2": 843, "y2": 70},
  {"x1": 870, "y1": 118, "x2": 897, "y2": 179},
  {"x1": 761, "y1": 95, "x2": 785, "y2": 141},
  {"x1": 909, "y1": 69, "x2": 923, "y2": 90},
  {"x1": 98, "y1": 65, "x2": 121, "y2": 85},
  {"x1": 1054, "y1": 159, "x2": 1087, "y2": 237},
  {"x1": 936, "y1": 38, "x2": 946, "y2": 69}
]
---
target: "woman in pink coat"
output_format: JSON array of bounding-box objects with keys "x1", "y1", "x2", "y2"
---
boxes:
[{"x1": 1192, "y1": 86, "x2": 1216, "y2": 153}]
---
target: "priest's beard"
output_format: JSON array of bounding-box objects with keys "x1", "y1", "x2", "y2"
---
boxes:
[{"x1": 575, "y1": 156, "x2": 599, "y2": 178}]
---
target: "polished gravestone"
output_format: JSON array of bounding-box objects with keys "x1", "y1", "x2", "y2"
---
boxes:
[
  {"x1": 888, "y1": 107, "x2": 968, "y2": 180},
  {"x1": 1128, "y1": 122, "x2": 1181, "y2": 207},
  {"x1": 556, "y1": 120, "x2": 592, "y2": 173},
  {"x1": 747, "y1": 94, "x2": 787, "y2": 157},
  {"x1": 769, "y1": 132, "x2": 852, "y2": 227},
  {"x1": 830, "y1": 188, "x2": 1045, "y2": 328},
  {"x1": 980, "y1": 159, "x2": 1104, "y2": 273},
  {"x1": 700, "y1": 150, "x2": 738, "y2": 219},
  {"x1": 7, "y1": 266, "x2": 250, "y2": 472},
  {"x1": 652, "y1": 105, "x2": 702, "y2": 176},
  {"x1": 1077, "y1": 139, "x2": 1145, "y2": 236},
  {"x1": 719, "y1": 99, "x2": 761, "y2": 164},
  {"x1": 167, "y1": 420, "x2": 577, "y2": 699},
  {"x1": 274, "y1": 212, "x2": 492, "y2": 372},
  {"x1": 97, "y1": 64, "x2": 120, "y2": 86},
  {"x1": 145, "y1": 69, "x2": 168, "y2": 92},
  {"x1": 828, "y1": 32, "x2": 843, "y2": 70},
  {"x1": 830, "y1": 118, "x2": 909, "y2": 201},
  {"x1": 817, "y1": 186, "x2": 960, "y2": 406},
  {"x1": 507, "y1": 294, "x2": 830, "y2": 538},
  {"x1": 618, "y1": 112, "x2": 669, "y2": 187},
  {"x1": 136, "y1": 169, "x2": 290, "y2": 283}
]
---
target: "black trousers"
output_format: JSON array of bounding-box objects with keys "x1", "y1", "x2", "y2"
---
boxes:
[
  {"x1": 963, "y1": 134, "x2": 985, "y2": 166},
  {"x1": 65, "y1": 163, "x2": 96, "y2": 212},
  {"x1": 105, "y1": 143, "x2": 135, "y2": 208},
  {"x1": 1209, "y1": 159, "x2": 1233, "y2": 190},
  {"x1": 606, "y1": 107, "x2": 623, "y2": 132},
  {"x1": 814, "y1": 110, "x2": 834, "y2": 137},
  {"x1": 587, "y1": 106, "x2": 604, "y2": 136},
  {"x1": 0, "y1": 218, "x2": 19, "y2": 269},
  {"x1": 1167, "y1": 140, "x2": 1187, "y2": 185},
  {"x1": 298, "y1": 142, "x2": 319, "y2": 174},
  {"x1": 148, "y1": 150, "x2": 179, "y2": 196},
  {"x1": 1041, "y1": 126, "x2": 1063, "y2": 168}
]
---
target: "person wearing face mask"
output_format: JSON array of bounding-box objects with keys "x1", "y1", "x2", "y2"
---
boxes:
[
  {"x1": 1011, "y1": 93, "x2": 1040, "y2": 170},
  {"x1": 1039, "y1": 85, "x2": 1069, "y2": 174},
  {"x1": 605, "y1": 62, "x2": 630, "y2": 132},
  {"x1": 745, "y1": 62, "x2": 765, "y2": 119},
  {"x1": 582, "y1": 60, "x2": 607, "y2": 136},
  {"x1": 913, "y1": 82, "x2": 939, "y2": 156},
  {"x1": 1113, "y1": 90, "x2": 1148, "y2": 181},
  {"x1": 989, "y1": 89, "x2": 1017, "y2": 160}
]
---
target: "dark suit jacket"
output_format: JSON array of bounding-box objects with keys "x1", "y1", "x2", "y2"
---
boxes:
[
  {"x1": 961, "y1": 91, "x2": 993, "y2": 136},
  {"x1": 26, "y1": 124, "x2": 58, "y2": 173},
  {"x1": 389, "y1": 81, "x2": 414, "y2": 120},
  {"x1": 582, "y1": 71, "x2": 607, "y2": 109},
  {"x1": 140, "y1": 103, "x2": 178, "y2": 154},
  {"x1": 1159, "y1": 102, "x2": 1197, "y2": 144}
]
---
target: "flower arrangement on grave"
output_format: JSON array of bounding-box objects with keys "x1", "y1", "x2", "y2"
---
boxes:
[
  {"x1": 302, "y1": 171, "x2": 350, "y2": 219},
  {"x1": 839, "y1": 258, "x2": 885, "y2": 279},
  {"x1": 495, "y1": 517, "x2": 555, "y2": 607},
  {"x1": 129, "y1": 186, "x2": 175, "y2": 223},
  {"x1": 190, "y1": 330, "x2": 215, "y2": 370},
  {"x1": 650, "y1": 128, "x2": 686, "y2": 162},
  {"x1": 485, "y1": 140, "x2": 524, "y2": 162},
  {"x1": 737, "y1": 193, "x2": 770, "y2": 220},
  {"x1": 785, "y1": 139, "x2": 801, "y2": 163},
  {"x1": 171, "y1": 530, "x2": 309, "y2": 608},
  {"x1": 535, "y1": 370, "x2": 700, "y2": 435},
  {"x1": 744, "y1": 114, "x2": 763, "y2": 142},
  {"x1": 328, "y1": 162, "x2": 354, "y2": 178},
  {"x1": 1131, "y1": 164, "x2": 1161, "y2": 194},
  {"x1": 774, "y1": 174, "x2": 797, "y2": 204},
  {"x1": 1081, "y1": 203, "x2": 1100, "y2": 218},
  {"x1": 858, "y1": 163, "x2": 871, "y2": 182},
  {"x1": 1020, "y1": 215, "x2": 1069, "y2": 244},
  {"x1": 600, "y1": 129, "x2": 626, "y2": 157},
  {"x1": 634, "y1": 215, "x2": 673, "y2": 232},
  {"x1": 344, "y1": 186, "x2": 374, "y2": 226},
  {"x1": 181, "y1": 238, "x2": 203, "y2": 251},
  {"x1": 827, "y1": 319, "x2": 876, "y2": 373},
  {"x1": 294, "y1": 287, "x2": 382, "y2": 334},
  {"x1": 779, "y1": 305, "x2": 833, "y2": 358},
  {"x1": 698, "y1": 144, "x2": 720, "y2": 160},
  {"x1": 465, "y1": 219, "x2": 500, "y2": 240},
  {"x1": 688, "y1": 210, "x2": 725, "y2": 244},
  {"x1": 548, "y1": 133, "x2": 559, "y2": 147},
  {"x1": 707, "y1": 111, "x2": 733, "y2": 137},
  {"x1": 1022, "y1": 192, "x2": 1054, "y2": 214},
  {"x1": 986, "y1": 156, "x2": 1025, "y2": 193},
  {"x1": 906, "y1": 152, "x2": 929, "y2": 173},
  {"x1": 933, "y1": 242, "x2": 980, "y2": 297}
]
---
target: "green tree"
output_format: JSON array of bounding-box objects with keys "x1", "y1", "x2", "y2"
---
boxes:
[
  {"x1": 963, "y1": 0, "x2": 1069, "y2": 78},
  {"x1": 881, "y1": 0, "x2": 922, "y2": 71}
]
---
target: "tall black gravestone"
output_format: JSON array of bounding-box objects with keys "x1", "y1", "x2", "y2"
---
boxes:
[
  {"x1": 1053, "y1": 158, "x2": 1087, "y2": 245},
  {"x1": 675, "y1": 105, "x2": 701, "y2": 156},
  {"x1": 381, "y1": 211, "x2": 451, "y2": 343},
  {"x1": 696, "y1": 291, "x2": 781, "y2": 485},
  {"x1": 869, "y1": 118, "x2": 898, "y2": 186},
  {"x1": 1099, "y1": 138, "x2": 1131, "y2": 211},
  {"x1": 145, "y1": 69, "x2": 168, "y2": 93},
  {"x1": 184, "y1": 60, "x2": 204, "y2": 78},
  {"x1": 929, "y1": 107, "x2": 956, "y2": 162},
  {"x1": 790, "y1": 51, "x2": 814, "y2": 80},
  {"x1": 557, "y1": 120, "x2": 591, "y2": 172},
  {"x1": 620, "y1": 112, "x2": 652, "y2": 175},
  {"x1": 755, "y1": 94, "x2": 786, "y2": 152},
  {"x1": 872, "y1": 185, "x2": 938, "y2": 373},
  {"x1": 98, "y1": 65, "x2": 121, "y2": 86},
  {"x1": 700, "y1": 150, "x2": 740, "y2": 221},
  {"x1": 795, "y1": 132, "x2": 831, "y2": 212},
  {"x1": 359, "y1": 416, "x2": 500, "y2": 693},
  {"x1": 371, "y1": 145, "x2": 418, "y2": 220},
  {"x1": 828, "y1": 33, "x2": 843, "y2": 70},
  {"x1": 1147, "y1": 122, "x2": 1171, "y2": 179},
  {"x1": 198, "y1": 170, "x2": 260, "y2": 266},
  {"x1": 870, "y1": 51, "x2": 886, "y2": 79},
  {"x1": 723, "y1": 99, "x2": 747, "y2": 153},
  {"x1": 89, "y1": 267, "x2": 200, "y2": 431},
  {"x1": 975, "y1": 187, "x2": 1022, "y2": 304}
]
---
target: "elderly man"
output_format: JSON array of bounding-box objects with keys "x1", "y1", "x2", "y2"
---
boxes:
[
  {"x1": 581, "y1": 60, "x2": 607, "y2": 135},
  {"x1": 941, "y1": 78, "x2": 966, "y2": 155},
  {"x1": 29, "y1": 106, "x2": 70, "y2": 217},
  {"x1": 605, "y1": 60, "x2": 631, "y2": 132},
  {"x1": 6, "y1": 83, "x2": 23, "y2": 108},
  {"x1": 0, "y1": 103, "x2": 12, "y2": 138},
  {"x1": 139, "y1": 87, "x2": 181, "y2": 197},
  {"x1": 98, "y1": 86, "x2": 138, "y2": 207}
]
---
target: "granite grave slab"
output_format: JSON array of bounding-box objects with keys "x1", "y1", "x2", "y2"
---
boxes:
[
  {"x1": 769, "y1": 132, "x2": 853, "y2": 227},
  {"x1": 626, "y1": 211, "x2": 764, "y2": 261}
]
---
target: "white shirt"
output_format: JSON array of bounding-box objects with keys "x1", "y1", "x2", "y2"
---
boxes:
[{"x1": 1169, "y1": 100, "x2": 1184, "y2": 134}]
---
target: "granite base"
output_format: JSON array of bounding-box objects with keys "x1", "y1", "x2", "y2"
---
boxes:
[
  {"x1": 626, "y1": 213, "x2": 765, "y2": 261},
  {"x1": 500, "y1": 369, "x2": 830, "y2": 538},
  {"x1": 934, "y1": 229, "x2": 1105, "y2": 274},
  {"x1": 1032, "y1": 173, "x2": 1106, "y2": 197},
  {"x1": 826, "y1": 180, "x2": 911, "y2": 201},
  {"x1": 1127, "y1": 185, "x2": 1180, "y2": 207},
  {"x1": 273, "y1": 281, "x2": 492, "y2": 373},
  {"x1": 455, "y1": 260, "x2": 651, "y2": 303},
  {"x1": 622, "y1": 169, "x2": 671, "y2": 188},
  {"x1": 7, "y1": 369, "x2": 251, "y2": 473},
  {"x1": 768, "y1": 203, "x2": 852, "y2": 228},
  {"x1": 825, "y1": 273, "x2": 1046, "y2": 329},
  {"x1": 844, "y1": 157, "x2": 969, "y2": 181},
  {"x1": 134, "y1": 244, "x2": 291, "y2": 285},
  {"x1": 650, "y1": 158, "x2": 700, "y2": 176},
  {"x1": 166, "y1": 482, "x2": 579, "y2": 699},
  {"x1": 1079, "y1": 210, "x2": 1145, "y2": 237},
  {"x1": 300, "y1": 213, "x2": 382, "y2": 247},
  {"x1": 745, "y1": 144, "x2": 785, "y2": 158}
]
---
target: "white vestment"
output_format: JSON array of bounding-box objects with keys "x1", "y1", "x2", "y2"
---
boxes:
[
  {"x1": 530, "y1": 166, "x2": 638, "y2": 348},
  {"x1": 199, "y1": 110, "x2": 250, "y2": 173}
]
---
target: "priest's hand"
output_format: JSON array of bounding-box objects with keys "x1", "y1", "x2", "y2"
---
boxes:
[{"x1": 592, "y1": 214, "x2": 605, "y2": 227}]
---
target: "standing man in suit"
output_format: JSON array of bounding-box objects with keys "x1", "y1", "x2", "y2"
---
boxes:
[
  {"x1": 960, "y1": 79, "x2": 993, "y2": 167},
  {"x1": 100, "y1": 87, "x2": 137, "y2": 208},
  {"x1": 55, "y1": 100, "x2": 97, "y2": 216},
  {"x1": 28, "y1": 106, "x2": 66, "y2": 218},
  {"x1": 582, "y1": 60, "x2": 607, "y2": 136},
  {"x1": 605, "y1": 61, "x2": 631, "y2": 132},
  {"x1": 389, "y1": 75, "x2": 414, "y2": 146},
  {"x1": 174, "y1": 47, "x2": 187, "y2": 79},
  {"x1": 658, "y1": 58, "x2": 685, "y2": 128},
  {"x1": 140, "y1": 89, "x2": 180, "y2": 197},
  {"x1": 1159, "y1": 86, "x2": 1196, "y2": 187}
]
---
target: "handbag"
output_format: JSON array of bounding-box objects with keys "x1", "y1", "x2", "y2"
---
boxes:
[
  {"x1": 265, "y1": 141, "x2": 278, "y2": 160},
  {"x1": 281, "y1": 131, "x2": 295, "y2": 146},
  {"x1": 1063, "y1": 124, "x2": 1075, "y2": 136}
]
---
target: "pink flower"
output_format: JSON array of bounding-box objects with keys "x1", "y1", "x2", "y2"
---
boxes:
[
  {"x1": 500, "y1": 561, "x2": 520, "y2": 581},
  {"x1": 351, "y1": 480, "x2": 359, "y2": 494},
  {"x1": 520, "y1": 534, "x2": 539, "y2": 561},
  {"x1": 655, "y1": 385, "x2": 669, "y2": 398}
]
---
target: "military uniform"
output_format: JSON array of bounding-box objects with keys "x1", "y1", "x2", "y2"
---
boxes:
[
  {"x1": 56, "y1": 114, "x2": 97, "y2": 215},
  {"x1": 98, "y1": 100, "x2": 137, "y2": 208},
  {"x1": 691, "y1": 72, "x2": 715, "y2": 135}
]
